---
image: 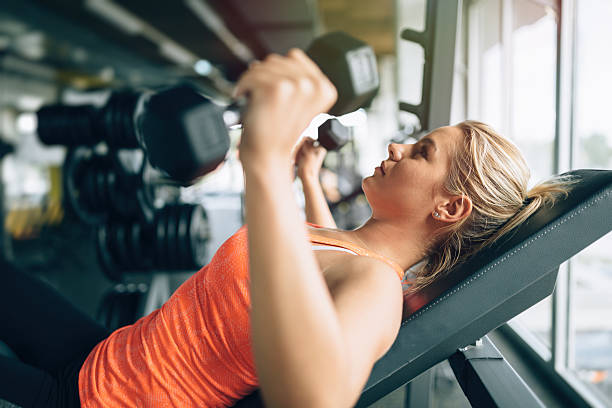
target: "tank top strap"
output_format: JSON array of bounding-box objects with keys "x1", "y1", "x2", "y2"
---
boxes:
[{"x1": 308, "y1": 232, "x2": 405, "y2": 281}]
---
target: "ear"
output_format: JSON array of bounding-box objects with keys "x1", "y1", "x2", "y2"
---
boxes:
[{"x1": 433, "y1": 195, "x2": 472, "y2": 223}]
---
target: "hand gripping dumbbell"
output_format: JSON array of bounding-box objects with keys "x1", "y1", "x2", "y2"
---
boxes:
[{"x1": 37, "y1": 32, "x2": 379, "y2": 184}]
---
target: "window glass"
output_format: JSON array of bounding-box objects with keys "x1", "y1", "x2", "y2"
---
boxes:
[
  {"x1": 397, "y1": 0, "x2": 427, "y2": 32},
  {"x1": 468, "y1": 0, "x2": 558, "y2": 352},
  {"x1": 569, "y1": 0, "x2": 612, "y2": 402},
  {"x1": 505, "y1": 0, "x2": 557, "y2": 353},
  {"x1": 397, "y1": 41, "x2": 425, "y2": 106},
  {"x1": 468, "y1": 0, "x2": 503, "y2": 130},
  {"x1": 513, "y1": 296, "x2": 552, "y2": 350},
  {"x1": 397, "y1": 0, "x2": 427, "y2": 106},
  {"x1": 510, "y1": 0, "x2": 556, "y2": 184},
  {"x1": 574, "y1": 1, "x2": 612, "y2": 169},
  {"x1": 570, "y1": 232, "x2": 612, "y2": 404}
]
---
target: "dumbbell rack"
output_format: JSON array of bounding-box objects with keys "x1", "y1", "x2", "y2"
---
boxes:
[
  {"x1": 58, "y1": 145, "x2": 211, "y2": 330},
  {"x1": 399, "y1": 0, "x2": 459, "y2": 131}
]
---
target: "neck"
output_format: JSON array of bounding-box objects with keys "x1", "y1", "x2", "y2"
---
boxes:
[{"x1": 347, "y1": 216, "x2": 430, "y2": 271}]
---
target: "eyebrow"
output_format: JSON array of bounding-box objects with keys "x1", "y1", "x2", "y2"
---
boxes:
[{"x1": 419, "y1": 137, "x2": 437, "y2": 151}]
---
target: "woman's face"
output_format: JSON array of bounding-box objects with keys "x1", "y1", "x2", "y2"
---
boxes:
[{"x1": 362, "y1": 125, "x2": 464, "y2": 220}]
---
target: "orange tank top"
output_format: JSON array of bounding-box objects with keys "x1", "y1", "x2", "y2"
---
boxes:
[{"x1": 78, "y1": 225, "x2": 406, "y2": 407}]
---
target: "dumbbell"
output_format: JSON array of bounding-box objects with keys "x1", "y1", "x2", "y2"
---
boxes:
[
  {"x1": 151, "y1": 203, "x2": 209, "y2": 270},
  {"x1": 96, "y1": 204, "x2": 209, "y2": 281},
  {"x1": 37, "y1": 32, "x2": 379, "y2": 184},
  {"x1": 64, "y1": 147, "x2": 155, "y2": 225},
  {"x1": 317, "y1": 118, "x2": 350, "y2": 150},
  {"x1": 97, "y1": 283, "x2": 148, "y2": 331}
]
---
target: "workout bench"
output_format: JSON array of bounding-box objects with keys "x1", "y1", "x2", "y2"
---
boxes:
[{"x1": 233, "y1": 169, "x2": 612, "y2": 407}]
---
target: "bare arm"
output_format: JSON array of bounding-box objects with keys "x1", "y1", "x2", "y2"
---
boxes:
[
  {"x1": 295, "y1": 137, "x2": 337, "y2": 228},
  {"x1": 324, "y1": 256, "x2": 403, "y2": 406},
  {"x1": 236, "y1": 50, "x2": 401, "y2": 407}
]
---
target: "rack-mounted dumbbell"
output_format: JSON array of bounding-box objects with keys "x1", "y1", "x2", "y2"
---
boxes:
[
  {"x1": 96, "y1": 203, "x2": 209, "y2": 281},
  {"x1": 64, "y1": 147, "x2": 155, "y2": 225}
]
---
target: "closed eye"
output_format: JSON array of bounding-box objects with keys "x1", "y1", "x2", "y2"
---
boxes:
[
  {"x1": 417, "y1": 137, "x2": 436, "y2": 160},
  {"x1": 412, "y1": 144, "x2": 428, "y2": 159}
]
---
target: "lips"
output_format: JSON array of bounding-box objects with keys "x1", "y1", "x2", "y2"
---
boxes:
[{"x1": 380, "y1": 161, "x2": 386, "y2": 175}]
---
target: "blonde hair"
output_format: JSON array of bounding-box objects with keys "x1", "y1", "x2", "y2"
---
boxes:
[{"x1": 411, "y1": 120, "x2": 574, "y2": 292}]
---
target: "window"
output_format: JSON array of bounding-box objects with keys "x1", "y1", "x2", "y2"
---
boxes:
[
  {"x1": 467, "y1": 0, "x2": 612, "y2": 405},
  {"x1": 467, "y1": 0, "x2": 557, "y2": 353},
  {"x1": 570, "y1": 233, "x2": 612, "y2": 404},
  {"x1": 510, "y1": 0, "x2": 556, "y2": 184},
  {"x1": 568, "y1": 0, "x2": 612, "y2": 403}
]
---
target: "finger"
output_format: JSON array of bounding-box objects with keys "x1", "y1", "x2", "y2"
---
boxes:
[
  {"x1": 313, "y1": 143, "x2": 325, "y2": 154},
  {"x1": 287, "y1": 48, "x2": 337, "y2": 106},
  {"x1": 301, "y1": 139, "x2": 319, "y2": 152},
  {"x1": 294, "y1": 137, "x2": 308, "y2": 152},
  {"x1": 234, "y1": 66, "x2": 284, "y2": 100},
  {"x1": 260, "y1": 57, "x2": 321, "y2": 102},
  {"x1": 286, "y1": 48, "x2": 323, "y2": 77},
  {"x1": 235, "y1": 55, "x2": 289, "y2": 98},
  {"x1": 303, "y1": 137, "x2": 316, "y2": 146},
  {"x1": 260, "y1": 54, "x2": 303, "y2": 77}
]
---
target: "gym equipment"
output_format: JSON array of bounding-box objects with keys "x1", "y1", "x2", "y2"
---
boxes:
[
  {"x1": 317, "y1": 118, "x2": 350, "y2": 150},
  {"x1": 0, "y1": 140, "x2": 15, "y2": 159},
  {"x1": 96, "y1": 203, "x2": 209, "y2": 281},
  {"x1": 97, "y1": 283, "x2": 149, "y2": 331},
  {"x1": 232, "y1": 169, "x2": 612, "y2": 407},
  {"x1": 96, "y1": 224, "x2": 130, "y2": 281},
  {"x1": 152, "y1": 204, "x2": 209, "y2": 270},
  {"x1": 308, "y1": 32, "x2": 379, "y2": 116},
  {"x1": 63, "y1": 147, "x2": 155, "y2": 225},
  {"x1": 38, "y1": 91, "x2": 140, "y2": 148},
  {"x1": 400, "y1": 0, "x2": 459, "y2": 131},
  {"x1": 37, "y1": 32, "x2": 379, "y2": 184}
]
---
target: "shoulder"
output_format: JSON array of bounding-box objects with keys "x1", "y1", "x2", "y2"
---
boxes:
[
  {"x1": 324, "y1": 255, "x2": 404, "y2": 391},
  {"x1": 330, "y1": 254, "x2": 404, "y2": 287},
  {"x1": 326, "y1": 255, "x2": 404, "y2": 330}
]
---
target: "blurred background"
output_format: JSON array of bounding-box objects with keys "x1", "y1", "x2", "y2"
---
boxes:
[{"x1": 0, "y1": 0, "x2": 610, "y2": 407}]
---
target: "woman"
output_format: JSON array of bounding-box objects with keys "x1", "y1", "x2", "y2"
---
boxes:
[{"x1": 0, "y1": 49, "x2": 569, "y2": 408}]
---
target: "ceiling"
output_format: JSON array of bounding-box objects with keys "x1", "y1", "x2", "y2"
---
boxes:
[
  {"x1": 0, "y1": 0, "x2": 395, "y2": 93},
  {"x1": 318, "y1": 0, "x2": 395, "y2": 55}
]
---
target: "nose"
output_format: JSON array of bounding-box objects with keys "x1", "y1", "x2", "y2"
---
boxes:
[{"x1": 388, "y1": 143, "x2": 404, "y2": 160}]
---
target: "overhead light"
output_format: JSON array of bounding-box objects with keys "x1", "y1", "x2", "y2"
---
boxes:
[
  {"x1": 16, "y1": 112, "x2": 38, "y2": 134},
  {"x1": 194, "y1": 59, "x2": 213, "y2": 76},
  {"x1": 15, "y1": 32, "x2": 46, "y2": 60},
  {"x1": 159, "y1": 42, "x2": 197, "y2": 66},
  {"x1": 184, "y1": 0, "x2": 255, "y2": 63}
]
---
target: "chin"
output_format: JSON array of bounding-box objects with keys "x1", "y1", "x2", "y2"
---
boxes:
[
  {"x1": 361, "y1": 179, "x2": 373, "y2": 201},
  {"x1": 361, "y1": 177, "x2": 370, "y2": 191}
]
